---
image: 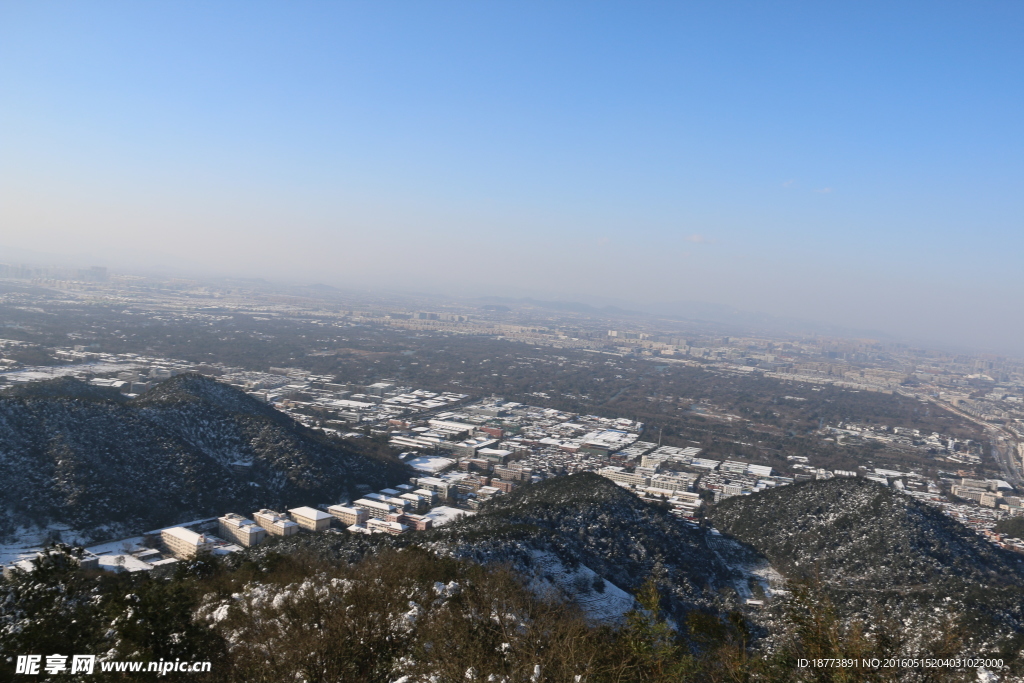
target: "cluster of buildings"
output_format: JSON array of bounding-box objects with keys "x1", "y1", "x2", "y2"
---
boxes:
[
  {"x1": 948, "y1": 477, "x2": 1020, "y2": 512},
  {"x1": 825, "y1": 423, "x2": 984, "y2": 466},
  {"x1": 383, "y1": 398, "x2": 653, "y2": 505},
  {"x1": 268, "y1": 378, "x2": 470, "y2": 433},
  {"x1": 0, "y1": 347, "x2": 474, "y2": 436},
  {"x1": 4, "y1": 488, "x2": 473, "y2": 578},
  {"x1": 2, "y1": 290, "x2": 1024, "y2": 571},
  {"x1": 597, "y1": 444, "x2": 791, "y2": 515},
  {"x1": 335, "y1": 484, "x2": 448, "y2": 535},
  {"x1": 154, "y1": 494, "x2": 461, "y2": 562},
  {"x1": 789, "y1": 465, "x2": 1024, "y2": 553},
  {"x1": 382, "y1": 396, "x2": 804, "y2": 519}
]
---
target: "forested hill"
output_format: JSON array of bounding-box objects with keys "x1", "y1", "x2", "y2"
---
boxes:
[
  {"x1": 241, "y1": 472, "x2": 738, "y2": 625},
  {"x1": 0, "y1": 374, "x2": 407, "y2": 542},
  {"x1": 707, "y1": 478, "x2": 1024, "y2": 633},
  {"x1": 432, "y1": 472, "x2": 734, "y2": 619}
]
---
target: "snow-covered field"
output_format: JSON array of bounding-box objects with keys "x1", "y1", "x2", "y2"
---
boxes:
[
  {"x1": 0, "y1": 523, "x2": 90, "y2": 565},
  {"x1": 0, "y1": 540, "x2": 49, "y2": 566}
]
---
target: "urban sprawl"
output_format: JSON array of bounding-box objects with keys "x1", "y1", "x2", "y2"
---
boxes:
[
  {"x1": 2, "y1": 268, "x2": 1024, "y2": 576},
  {"x1": 2, "y1": 348, "x2": 1023, "y2": 577}
]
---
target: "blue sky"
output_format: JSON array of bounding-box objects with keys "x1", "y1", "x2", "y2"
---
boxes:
[{"x1": 1, "y1": 2, "x2": 1022, "y2": 351}]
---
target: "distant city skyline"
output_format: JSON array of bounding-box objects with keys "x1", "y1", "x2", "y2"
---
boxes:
[{"x1": 2, "y1": 2, "x2": 1022, "y2": 353}]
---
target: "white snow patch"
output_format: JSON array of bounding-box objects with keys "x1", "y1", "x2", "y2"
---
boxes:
[
  {"x1": 526, "y1": 550, "x2": 635, "y2": 623},
  {"x1": 424, "y1": 506, "x2": 474, "y2": 527},
  {"x1": 433, "y1": 581, "x2": 461, "y2": 599},
  {"x1": 84, "y1": 536, "x2": 148, "y2": 556},
  {"x1": 705, "y1": 533, "x2": 784, "y2": 600},
  {"x1": 0, "y1": 523, "x2": 86, "y2": 564}
]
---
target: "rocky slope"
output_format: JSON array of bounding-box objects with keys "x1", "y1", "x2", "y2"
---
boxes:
[{"x1": 0, "y1": 374, "x2": 406, "y2": 541}]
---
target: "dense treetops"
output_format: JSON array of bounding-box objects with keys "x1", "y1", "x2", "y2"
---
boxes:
[
  {"x1": 707, "y1": 478, "x2": 1024, "y2": 642},
  {"x1": 0, "y1": 375, "x2": 407, "y2": 542},
  {"x1": 993, "y1": 515, "x2": 1024, "y2": 540},
  {"x1": 709, "y1": 478, "x2": 1024, "y2": 588}
]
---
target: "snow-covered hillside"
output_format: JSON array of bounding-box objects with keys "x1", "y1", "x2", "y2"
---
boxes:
[{"x1": 0, "y1": 375, "x2": 405, "y2": 543}]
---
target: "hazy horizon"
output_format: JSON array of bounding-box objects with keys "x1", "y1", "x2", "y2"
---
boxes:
[
  {"x1": 1, "y1": 246, "x2": 1015, "y2": 360},
  {"x1": 2, "y1": 2, "x2": 1022, "y2": 354}
]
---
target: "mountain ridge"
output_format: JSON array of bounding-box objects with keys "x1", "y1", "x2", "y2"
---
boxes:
[
  {"x1": 0, "y1": 374, "x2": 407, "y2": 542},
  {"x1": 706, "y1": 478, "x2": 1024, "y2": 636}
]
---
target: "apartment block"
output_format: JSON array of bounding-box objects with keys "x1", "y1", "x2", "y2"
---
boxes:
[
  {"x1": 161, "y1": 527, "x2": 213, "y2": 559},
  {"x1": 289, "y1": 506, "x2": 333, "y2": 531},
  {"x1": 415, "y1": 477, "x2": 450, "y2": 498},
  {"x1": 218, "y1": 514, "x2": 267, "y2": 547},
  {"x1": 477, "y1": 447, "x2": 512, "y2": 465},
  {"x1": 598, "y1": 466, "x2": 651, "y2": 487},
  {"x1": 353, "y1": 498, "x2": 398, "y2": 520},
  {"x1": 367, "y1": 518, "x2": 408, "y2": 535},
  {"x1": 414, "y1": 488, "x2": 440, "y2": 504},
  {"x1": 253, "y1": 509, "x2": 300, "y2": 537},
  {"x1": 491, "y1": 479, "x2": 516, "y2": 493},
  {"x1": 399, "y1": 493, "x2": 430, "y2": 512},
  {"x1": 327, "y1": 505, "x2": 368, "y2": 526},
  {"x1": 404, "y1": 515, "x2": 434, "y2": 531},
  {"x1": 452, "y1": 437, "x2": 499, "y2": 459}
]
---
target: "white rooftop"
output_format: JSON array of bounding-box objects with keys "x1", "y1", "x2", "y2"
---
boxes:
[
  {"x1": 289, "y1": 506, "x2": 332, "y2": 521},
  {"x1": 407, "y1": 456, "x2": 455, "y2": 473},
  {"x1": 162, "y1": 526, "x2": 206, "y2": 546}
]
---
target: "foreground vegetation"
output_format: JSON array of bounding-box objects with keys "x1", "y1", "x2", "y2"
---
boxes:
[{"x1": 1, "y1": 543, "x2": 1005, "y2": 683}]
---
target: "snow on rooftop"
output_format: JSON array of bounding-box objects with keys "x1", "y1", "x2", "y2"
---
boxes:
[
  {"x1": 407, "y1": 456, "x2": 455, "y2": 473},
  {"x1": 423, "y1": 506, "x2": 474, "y2": 527},
  {"x1": 84, "y1": 536, "x2": 148, "y2": 556},
  {"x1": 162, "y1": 526, "x2": 206, "y2": 545},
  {"x1": 289, "y1": 506, "x2": 332, "y2": 520}
]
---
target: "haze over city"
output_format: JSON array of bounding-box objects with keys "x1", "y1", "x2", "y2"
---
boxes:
[
  {"x1": 6, "y1": 5, "x2": 1024, "y2": 676},
  {"x1": 2, "y1": 1, "x2": 1022, "y2": 353}
]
